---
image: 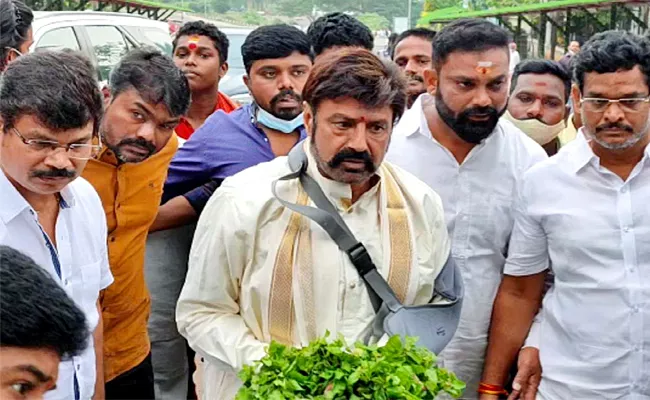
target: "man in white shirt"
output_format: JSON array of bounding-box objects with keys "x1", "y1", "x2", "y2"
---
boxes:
[
  {"x1": 386, "y1": 19, "x2": 547, "y2": 398},
  {"x1": 0, "y1": 51, "x2": 113, "y2": 400},
  {"x1": 176, "y1": 48, "x2": 455, "y2": 399},
  {"x1": 481, "y1": 30, "x2": 650, "y2": 400},
  {"x1": 508, "y1": 42, "x2": 521, "y2": 75}
]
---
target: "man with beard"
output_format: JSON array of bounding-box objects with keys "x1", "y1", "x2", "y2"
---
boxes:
[
  {"x1": 157, "y1": 24, "x2": 312, "y2": 231},
  {"x1": 145, "y1": 25, "x2": 311, "y2": 397},
  {"x1": 391, "y1": 28, "x2": 436, "y2": 108},
  {"x1": 387, "y1": 19, "x2": 547, "y2": 398},
  {"x1": 504, "y1": 59, "x2": 571, "y2": 156},
  {"x1": 176, "y1": 48, "x2": 453, "y2": 400},
  {"x1": 81, "y1": 47, "x2": 190, "y2": 399},
  {"x1": 0, "y1": 51, "x2": 111, "y2": 400},
  {"x1": 146, "y1": 23, "x2": 237, "y2": 398},
  {"x1": 482, "y1": 30, "x2": 650, "y2": 400}
]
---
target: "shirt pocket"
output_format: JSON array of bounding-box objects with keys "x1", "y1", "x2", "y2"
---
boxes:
[{"x1": 79, "y1": 261, "x2": 102, "y2": 330}]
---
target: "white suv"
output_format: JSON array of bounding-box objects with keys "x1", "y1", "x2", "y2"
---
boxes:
[{"x1": 31, "y1": 11, "x2": 172, "y2": 84}]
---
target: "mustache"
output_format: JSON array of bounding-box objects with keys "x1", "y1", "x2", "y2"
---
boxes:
[
  {"x1": 31, "y1": 168, "x2": 76, "y2": 179},
  {"x1": 117, "y1": 138, "x2": 156, "y2": 154},
  {"x1": 328, "y1": 148, "x2": 375, "y2": 171},
  {"x1": 461, "y1": 106, "x2": 500, "y2": 119},
  {"x1": 596, "y1": 122, "x2": 634, "y2": 133},
  {"x1": 406, "y1": 72, "x2": 424, "y2": 83},
  {"x1": 270, "y1": 89, "x2": 302, "y2": 108}
]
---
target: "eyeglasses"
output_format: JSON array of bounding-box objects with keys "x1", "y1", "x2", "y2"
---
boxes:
[
  {"x1": 12, "y1": 128, "x2": 101, "y2": 160},
  {"x1": 580, "y1": 96, "x2": 650, "y2": 113}
]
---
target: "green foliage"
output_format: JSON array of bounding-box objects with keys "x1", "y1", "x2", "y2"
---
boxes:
[
  {"x1": 241, "y1": 10, "x2": 266, "y2": 24},
  {"x1": 236, "y1": 334, "x2": 466, "y2": 399},
  {"x1": 357, "y1": 13, "x2": 390, "y2": 31},
  {"x1": 273, "y1": 0, "x2": 314, "y2": 18}
]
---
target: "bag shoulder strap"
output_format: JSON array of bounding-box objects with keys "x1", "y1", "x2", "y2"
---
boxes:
[{"x1": 271, "y1": 145, "x2": 403, "y2": 312}]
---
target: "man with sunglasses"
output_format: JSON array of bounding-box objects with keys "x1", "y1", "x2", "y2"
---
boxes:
[
  {"x1": 0, "y1": 51, "x2": 112, "y2": 400},
  {"x1": 481, "y1": 31, "x2": 650, "y2": 400}
]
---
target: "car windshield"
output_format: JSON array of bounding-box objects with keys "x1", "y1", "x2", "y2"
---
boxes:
[{"x1": 226, "y1": 33, "x2": 247, "y2": 70}]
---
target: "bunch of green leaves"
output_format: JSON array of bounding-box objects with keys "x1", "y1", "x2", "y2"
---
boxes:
[{"x1": 236, "y1": 334, "x2": 465, "y2": 399}]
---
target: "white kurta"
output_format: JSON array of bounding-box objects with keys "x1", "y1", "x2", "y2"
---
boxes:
[
  {"x1": 505, "y1": 133, "x2": 650, "y2": 399},
  {"x1": 387, "y1": 94, "x2": 547, "y2": 397},
  {"x1": 176, "y1": 140, "x2": 452, "y2": 399}
]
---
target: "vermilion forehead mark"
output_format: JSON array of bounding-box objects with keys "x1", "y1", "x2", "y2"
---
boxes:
[
  {"x1": 476, "y1": 61, "x2": 493, "y2": 75},
  {"x1": 187, "y1": 35, "x2": 200, "y2": 50}
]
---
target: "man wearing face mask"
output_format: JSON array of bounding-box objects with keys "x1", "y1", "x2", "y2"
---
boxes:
[
  {"x1": 159, "y1": 24, "x2": 312, "y2": 230},
  {"x1": 504, "y1": 59, "x2": 571, "y2": 156},
  {"x1": 0, "y1": 0, "x2": 33, "y2": 72},
  {"x1": 387, "y1": 19, "x2": 547, "y2": 398}
]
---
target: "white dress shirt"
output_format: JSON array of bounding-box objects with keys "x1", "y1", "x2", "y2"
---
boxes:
[
  {"x1": 176, "y1": 139, "x2": 451, "y2": 399},
  {"x1": 386, "y1": 94, "x2": 547, "y2": 397},
  {"x1": 504, "y1": 132, "x2": 650, "y2": 399},
  {"x1": 0, "y1": 170, "x2": 113, "y2": 400}
]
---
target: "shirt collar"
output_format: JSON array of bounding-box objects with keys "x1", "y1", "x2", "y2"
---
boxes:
[
  {"x1": 0, "y1": 169, "x2": 29, "y2": 223},
  {"x1": 96, "y1": 146, "x2": 120, "y2": 166},
  {"x1": 303, "y1": 138, "x2": 382, "y2": 211},
  {"x1": 566, "y1": 128, "x2": 602, "y2": 174},
  {"x1": 0, "y1": 169, "x2": 75, "y2": 224},
  {"x1": 398, "y1": 94, "x2": 426, "y2": 138}
]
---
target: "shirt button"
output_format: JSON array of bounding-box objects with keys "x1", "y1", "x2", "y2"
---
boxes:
[
  {"x1": 620, "y1": 186, "x2": 628, "y2": 193},
  {"x1": 623, "y1": 226, "x2": 630, "y2": 233},
  {"x1": 64, "y1": 279, "x2": 69, "y2": 286},
  {"x1": 76, "y1": 364, "x2": 81, "y2": 371},
  {"x1": 349, "y1": 282, "x2": 357, "y2": 289}
]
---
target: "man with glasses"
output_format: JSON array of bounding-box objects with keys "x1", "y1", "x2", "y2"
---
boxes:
[
  {"x1": 0, "y1": 51, "x2": 112, "y2": 400},
  {"x1": 481, "y1": 31, "x2": 650, "y2": 400},
  {"x1": 80, "y1": 47, "x2": 190, "y2": 399}
]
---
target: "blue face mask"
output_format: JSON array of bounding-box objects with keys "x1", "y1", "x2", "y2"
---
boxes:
[{"x1": 256, "y1": 105, "x2": 304, "y2": 134}]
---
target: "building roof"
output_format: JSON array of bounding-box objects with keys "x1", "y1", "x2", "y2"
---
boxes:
[{"x1": 420, "y1": 0, "x2": 645, "y2": 25}]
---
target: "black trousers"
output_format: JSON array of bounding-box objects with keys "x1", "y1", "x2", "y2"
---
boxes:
[{"x1": 105, "y1": 353, "x2": 155, "y2": 400}]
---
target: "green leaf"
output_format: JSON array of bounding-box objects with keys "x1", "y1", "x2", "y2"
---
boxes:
[{"x1": 236, "y1": 334, "x2": 465, "y2": 399}]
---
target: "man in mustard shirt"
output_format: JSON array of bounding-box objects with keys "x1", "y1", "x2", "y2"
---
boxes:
[{"x1": 82, "y1": 47, "x2": 190, "y2": 399}]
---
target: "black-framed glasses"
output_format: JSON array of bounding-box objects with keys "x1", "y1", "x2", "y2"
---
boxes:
[
  {"x1": 580, "y1": 96, "x2": 650, "y2": 113},
  {"x1": 13, "y1": 127, "x2": 102, "y2": 160}
]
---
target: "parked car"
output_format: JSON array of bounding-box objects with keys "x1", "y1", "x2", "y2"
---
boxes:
[
  {"x1": 31, "y1": 12, "x2": 253, "y2": 105},
  {"x1": 30, "y1": 11, "x2": 172, "y2": 85},
  {"x1": 219, "y1": 27, "x2": 253, "y2": 105}
]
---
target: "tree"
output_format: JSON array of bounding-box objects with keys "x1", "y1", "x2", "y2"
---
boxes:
[
  {"x1": 357, "y1": 13, "x2": 390, "y2": 31},
  {"x1": 273, "y1": 0, "x2": 313, "y2": 18}
]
